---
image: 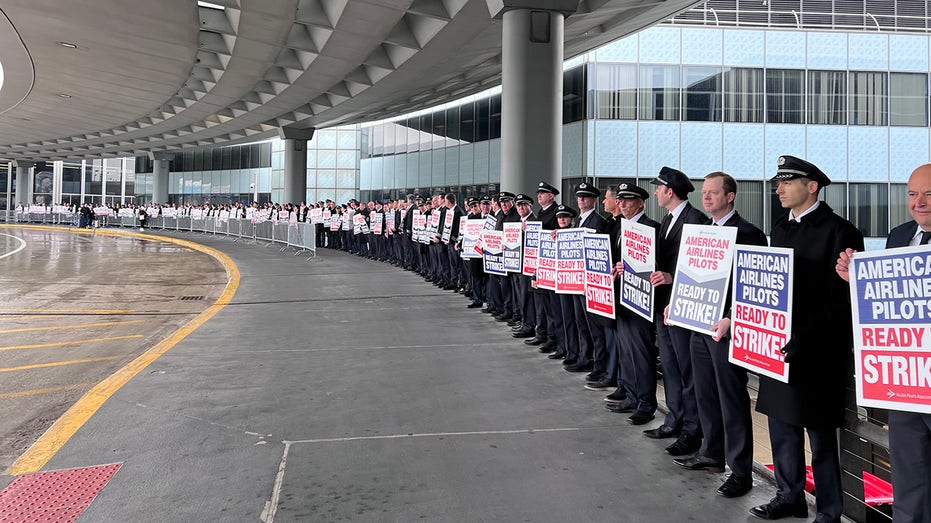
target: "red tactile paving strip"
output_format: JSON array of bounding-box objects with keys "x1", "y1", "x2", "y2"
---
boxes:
[{"x1": 0, "y1": 463, "x2": 121, "y2": 523}]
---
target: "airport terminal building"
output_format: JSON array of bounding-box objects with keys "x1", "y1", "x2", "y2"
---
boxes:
[{"x1": 4, "y1": 1, "x2": 931, "y2": 247}]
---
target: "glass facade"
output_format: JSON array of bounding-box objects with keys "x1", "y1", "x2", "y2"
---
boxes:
[{"x1": 356, "y1": 26, "x2": 931, "y2": 242}]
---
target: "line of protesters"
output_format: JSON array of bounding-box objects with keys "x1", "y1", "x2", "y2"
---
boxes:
[{"x1": 316, "y1": 157, "x2": 931, "y2": 523}]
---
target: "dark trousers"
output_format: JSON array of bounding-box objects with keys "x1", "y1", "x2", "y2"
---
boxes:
[
  {"x1": 558, "y1": 293, "x2": 579, "y2": 360},
  {"x1": 509, "y1": 273, "x2": 523, "y2": 321},
  {"x1": 602, "y1": 324, "x2": 619, "y2": 385},
  {"x1": 617, "y1": 308, "x2": 657, "y2": 414},
  {"x1": 655, "y1": 318, "x2": 700, "y2": 437},
  {"x1": 691, "y1": 332, "x2": 752, "y2": 477},
  {"x1": 571, "y1": 295, "x2": 595, "y2": 366},
  {"x1": 889, "y1": 410, "x2": 931, "y2": 523},
  {"x1": 532, "y1": 290, "x2": 549, "y2": 340},
  {"x1": 447, "y1": 244, "x2": 461, "y2": 287},
  {"x1": 768, "y1": 419, "x2": 843, "y2": 521}
]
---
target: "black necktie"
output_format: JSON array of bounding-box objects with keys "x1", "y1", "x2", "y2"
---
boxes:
[
  {"x1": 921, "y1": 230, "x2": 931, "y2": 245},
  {"x1": 660, "y1": 214, "x2": 672, "y2": 239}
]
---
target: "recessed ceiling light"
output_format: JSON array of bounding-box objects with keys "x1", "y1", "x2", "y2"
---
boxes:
[
  {"x1": 58, "y1": 94, "x2": 72, "y2": 99},
  {"x1": 56, "y1": 42, "x2": 78, "y2": 49}
]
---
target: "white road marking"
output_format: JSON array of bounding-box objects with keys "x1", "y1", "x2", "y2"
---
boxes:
[{"x1": 0, "y1": 233, "x2": 27, "y2": 260}]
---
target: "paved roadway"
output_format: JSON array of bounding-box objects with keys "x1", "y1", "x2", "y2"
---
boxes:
[{"x1": 0, "y1": 226, "x2": 786, "y2": 522}]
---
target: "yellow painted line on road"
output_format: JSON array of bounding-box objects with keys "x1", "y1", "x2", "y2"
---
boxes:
[
  {"x1": 0, "y1": 335, "x2": 144, "y2": 352},
  {"x1": 4, "y1": 225, "x2": 240, "y2": 476},
  {"x1": 0, "y1": 383, "x2": 96, "y2": 400},
  {"x1": 0, "y1": 309, "x2": 134, "y2": 314},
  {"x1": 0, "y1": 320, "x2": 144, "y2": 334},
  {"x1": 0, "y1": 356, "x2": 125, "y2": 373}
]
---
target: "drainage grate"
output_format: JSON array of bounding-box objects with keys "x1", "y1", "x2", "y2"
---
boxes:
[
  {"x1": 0, "y1": 463, "x2": 122, "y2": 523},
  {"x1": 178, "y1": 296, "x2": 205, "y2": 301}
]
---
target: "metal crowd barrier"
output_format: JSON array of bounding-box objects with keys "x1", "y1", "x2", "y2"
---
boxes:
[{"x1": 8, "y1": 212, "x2": 316, "y2": 259}]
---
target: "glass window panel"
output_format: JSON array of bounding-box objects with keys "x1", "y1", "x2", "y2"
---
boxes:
[
  {"x1": 639, "y1": 65, "x2": 680, "y2": 121},
  {"x1": 490, "y1": 95, "x2": 502, "y2": 139},
  {"x1": 850, "y1": 71, "x2": 888, "y2": 126},
  {"x1": 446, "y1": 107, "x2": 460, "y2": 142},
  {"x1": 766, "y1": 69, "x2": 804, "y2": 124},
  {"x1": 193, "y1": 150, "x2": 204, "y2": 171},
  {"x1": 259, "y1": 142, "x2": 272, "y2": 167},
  {"x1": 337, "y1": 151, "x2": 356, "y2": 169},
  {"x1": 890, "y1": 72, "x2": 928, "y2": 127},
  {"x1": 724, "y1": 68, "x2": 764, "y2": 123},
  {"x1": 563, "y1": 66, "x2": 586, "y2": 123},
  {"x1": 383, "y1": 123, "x2": 396, "y2": 155},
  {"x1": 240, "y1": 145, "x2": 252, "y2": 169},
  {"x1": 849, "y1": 183, "x2": 888, "y2": 237},
  {"x1": 808, "y1": 70, "x2": 847, "y2": 125},
  {"x1": 476, "y1": 99, "x2": 491, "y2": 141},
  {"x1": 592, "y1": 63, "x2": 638, "y2": 120},
  {"x1": 820, "y1": 183, "x2": 848, "y2": 219},
  {"x1": 889, "y1": 182, "x2": 910, "y2": 228},
  {"x1": 683, "y1": 66, "x2": 722, "y2": 122},
  {"x1": 460, "y1": 102, "x2": 475, "y2": 143},
  {"x1": 230, "y1": 147, "x2": 241, "y2": 170},
  {"x1": 735, "y1": 180, "x2": 765, "y2": 231},
  {"x1": 372, "y1": 123, "x2": 384, "y2": 156}
]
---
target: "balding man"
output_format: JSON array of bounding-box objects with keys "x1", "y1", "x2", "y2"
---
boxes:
[{"x1": 836, "y1": 164, "x2": 931, "y2": 523}]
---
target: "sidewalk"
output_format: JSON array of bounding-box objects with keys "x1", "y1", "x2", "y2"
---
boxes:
[{"x1": 5, "y1": 231, "x2": 785, "y2": 522}]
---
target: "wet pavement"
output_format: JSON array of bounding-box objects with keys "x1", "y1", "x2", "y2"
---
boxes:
[{"x1": 0, "y1": 225, "x2": 787, "y2": 522}]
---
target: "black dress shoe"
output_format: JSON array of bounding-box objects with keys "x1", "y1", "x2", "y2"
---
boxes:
[
  {"x1": 585, "y1": 380, "x2": 614, "y2": 391},
  {"x1": 717, "y1": 474, "x2": 753, "y2": 498},
  {"x1": 665, "y1": 434, "x2": 702, "y2": 456},
  {"x1": 495, "y1": 315, "x2": 513, "y2": 322},
  {"x1": 524, "y1": 336, "x2": 546, "y2": 346},
  {"x1": 547, "y1": 352, "x2": 566, "y2": 360},
  {"x1": 627, "y1": 411, "x2": 655, "y2": 425},
  {"x1": 512, "y1": 329, "x2": 535, "y2": 338},
  {"x1": 564, "y1": 362, "x2": 593, "y2": 373},
  {"x1": 603, "y1": 387, "x2": 627, "y2": 403},
  {"x1": 584, "y1": 372, "x2": 603, "y2": 382},
  {"x1": 467, "y1": 302, "x2": 483, "y2": 309},
  {"x1": 673, "y1": 455, "x2": 725, "y2": 472},
  {"x1": 749, "y1": 496, "x2": 807, "y2": 520},
  {"x1": 538, "y1": 345, "x2": 556, "y2": 354},
  {"x1": 507, "y1": 319, "x2": 523, "y2": 327},
  {"x1": 643, "y1": 425, "x2": 679, "y2": 439},
  {"x1": 561, "y1": 358, "x2": 577, "y2": 366},
  {"x1": 480, "y1": 307, "x2": 494, "y2": 314},
  {"x1": 605, "y1": 400, "x2": 637, "y2": 412}
]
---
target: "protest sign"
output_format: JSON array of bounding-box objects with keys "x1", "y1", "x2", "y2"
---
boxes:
[
  {"x1": 556, "y1": 228, "x2": 586, "y2": 294},
  {"x1": 474, "y1": 215, "x2": 497, "y2": 255},
  {"x1": 728, "y1": 245, "x2": 794, "y2": 383},
  {"x1": 310, "y1": 208, "x2": 323, "y2": 224},
  {"x1": 620, "y1": 219, "x2": 656, "y2": 321},
  {"x1": 536, "y1": 231, "x2": 558, "y2": 290},
  {"x1": 850, "y1": 245, "x2": 931, "y2": 413},
  {"x1": 482, "y1": 230, "x2": 507, "y2": 275},
  {"x1": 386, "y1": 212, "x2": 396, "y2": 233},
  {"x1": 583, "y1": 233, "x2": 615, "y2": 319},
  {"x1": 503, "y1": 222, "x2": 523, "y2": 273},
  {"x1": 372, "y1": 213, "x2": 383, "y2": 235},
  {"x1": 442, "y1": 210, "x2": 455, "y2": 244},
  {"x1": 460, "y1": 219, "x2": 484, "y2": 259},
  {"x1": 522, "y1": 222, "x2": 542, "y2": 276},
  {"x1": 666, "y1": 224, "x2": 738, "y2": 334}
]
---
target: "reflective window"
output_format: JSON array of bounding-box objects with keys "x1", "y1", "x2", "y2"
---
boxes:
[
  {"x1": 809, "y1": 70, "x2": 847, "y2": 125},
  {"x1": 590, "y1": 63, "x2": 637, "y2": 120},
  {"x1": 564, "y1": 66, "x2": 587, "y2": 123},
  {"x1": 683, "y1": 66, "x2": 722, "y2": 122},
  {"x1": 850, "y1": 71, "x2": 888, "y2": 126},
  {"x1": 766, "y1": 69, "x2": 804, "y2": 124},
  {"x1": 724, "y1": 68, "x2": 764, "y2": 123},
  {"x1": 639, "y1": 65, "x2": 680, "y2": 121},
  {"x1": 890, "y1": 72, "x2": 929, "y2": 127},
  {"x1": 849, "y1": 182, "x2": 889, "y2": 237}
]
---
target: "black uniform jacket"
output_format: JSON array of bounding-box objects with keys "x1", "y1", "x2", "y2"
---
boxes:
[
  {"x1": 756, "y1": 202, "x2": 864, "y2": 429},
  {"x1": 656, "y1": 202, "x2": 707, "y2": 307}
]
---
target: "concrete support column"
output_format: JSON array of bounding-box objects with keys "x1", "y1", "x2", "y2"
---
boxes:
[
  {"x1": 279, "y1": 127, "x2": 315, "y2": 205},
  {"x1": 12, "y1": 161, "x2": 34, "y2": 206},
  {"x1": 149, "y1": 152, "x2": 171, "y2": 205},
  {"x1": 489, "y1": 1, "x2": 577, "y2": 198}
]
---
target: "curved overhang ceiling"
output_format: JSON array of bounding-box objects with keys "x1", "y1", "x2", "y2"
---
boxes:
[{"x1": 0, "y1": 0, "x2": 701, "y2": 162}]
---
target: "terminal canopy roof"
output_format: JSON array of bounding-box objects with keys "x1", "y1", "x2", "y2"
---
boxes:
[{"x1": 0, "y1": 0, "x2": 699, "y2": 162}]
